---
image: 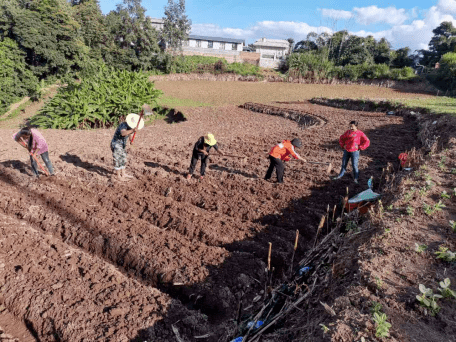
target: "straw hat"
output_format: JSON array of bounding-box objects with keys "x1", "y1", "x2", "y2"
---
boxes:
[
  {"x1": 204, "y1": 133, "x2": 217, "y2": 146},
  {"x1": 126, "y1": 113, "x2": 144, "y2": 130}
]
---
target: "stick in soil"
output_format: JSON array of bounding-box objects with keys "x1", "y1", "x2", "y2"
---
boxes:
[
  {"x1": 288, "y1": 230, "x2": 299, "y2": 278},
  {"x1": 313, "y1": 215, "x2": 326, "y2": 248},
  {"x1": 332, "y1": 205, "x2": 336, "y2": 223},
  {"x1": 326, "y1": 204, "x2": 330, "y2": 234}
]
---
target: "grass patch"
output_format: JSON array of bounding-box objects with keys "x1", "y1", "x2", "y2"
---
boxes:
[
  {"x1": 400, "y1": 97, "x2": 456, "y2": 116},
  {"x1": 0, "y1": 99, "x2": 32, "y2": 122},
  {"x1": 157, "y1": 96, "x2": 211, "y2": 108}
]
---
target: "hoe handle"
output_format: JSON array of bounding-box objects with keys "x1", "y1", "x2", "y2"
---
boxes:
[{"x1": 130, "y1": 109, "x2": 144, "y2": 145}]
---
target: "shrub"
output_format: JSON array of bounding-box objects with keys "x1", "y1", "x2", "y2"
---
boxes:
[{"x1": 29, "y1": 64, "x2": 162, "y2": 129}]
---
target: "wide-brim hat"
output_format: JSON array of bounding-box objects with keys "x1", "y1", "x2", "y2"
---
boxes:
[
  {"x1": 126, "y1": 113, "x2": 144, "y2": 130},
  {"x1": 204, "y1": 133, "x2": 217, "y2": 146}
]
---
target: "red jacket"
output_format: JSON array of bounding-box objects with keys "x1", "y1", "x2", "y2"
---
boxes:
[
  {"x1": 339, "y1": 130, "x2": 370, "y2": 152},
  {"x1": 269, "y1": 140, "x2": 301, "y2": 161}
]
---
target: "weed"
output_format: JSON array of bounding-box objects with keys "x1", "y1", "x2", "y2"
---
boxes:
[
  {"x1": 375, "y1": 276, "x2": 384, "y2": 289},
  {"x1": 414, "y1": 170, "x2": 422, "y2": 178},
  {"x1": 320, "y1": 324, "x2": 329, "y2": 333},
  {"x1": 449, "y1": 220, "x2": 456, "y2": 233},
  {"x1": 416, "y1": 284, "x2": 442, "y2": 316},
  {"x1": 423, "y1": 201, "x2": 446, "y2": 216},
  {"x1": 404, "y1": 189, "x2": 415, "y2": 202},
  {"x1": 435, "y1": 246, "x2": 456, "y2": 262},
  {"x1": 441, "y1": 191, "x2": 451, "y2": 199},
  {"x1": 406, "y1": 206, "x2": 415, "y2": 216},
  {"x1": 387, "y1": 204, "x2": 393, "y2": 211},
  {"x1": 439, "y1": 278, "x2": 456, "y2": 299},
  {"x1": 424, "y1": 174, "x2": 432, "y2": 182},
  {"x1": 451, "y1": 168, "x2": 456, "y2": 175},
  {"x1": 420, "y1": 165, "x2": 427, "y2": 170},
  {"x1": 346, "y1": 220, "x2": 358, "y2": 232},
  {"x1": 373, "y1": 312, "x2": 392, "y2": 338},
  {"x1": 415, "y1": 243, "x2": 427, "y2": 253},
  {"x1": 438, "y1": 156, "x2": 446, "y2": 170},
  {"x1": 395, "y1": 217, "x2": 402, "y2": 223},
  {"x1": 370, "y1": 301, "x2": 383, "y2": 314}
]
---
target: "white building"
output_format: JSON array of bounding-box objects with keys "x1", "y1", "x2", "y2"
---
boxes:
[
  {"x1": 252, "y1": 38, "x2": 290, "y2": 68},
  {"x1": 148, "y1": 17, "x2": 164, "y2": 31},
  {"x1": 184, "y1": 35, "x2": 244, "y2": 52}
]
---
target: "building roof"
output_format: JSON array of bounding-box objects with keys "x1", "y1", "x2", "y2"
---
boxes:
[
  {"x1": 188, "y1": 35, "x2": 245, "y2": 45},
  {"x1": 252, "y1": 38, "x2": 290, "y2": 48},
  {"x1": 148, "y1": 17, "x2": 165, "y2": 24}
]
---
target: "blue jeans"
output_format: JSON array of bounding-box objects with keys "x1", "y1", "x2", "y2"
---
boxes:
[
  {"x1": 338, "y1": 150, "x2": 359, "y2": 180},
  {"x1": 30, "y1": 151, "x2": 54, "y2": 176}
]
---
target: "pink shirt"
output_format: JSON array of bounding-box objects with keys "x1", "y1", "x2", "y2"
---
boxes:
[{"x1": 13, "y1": 129, "x2": 49, "y2": 155}]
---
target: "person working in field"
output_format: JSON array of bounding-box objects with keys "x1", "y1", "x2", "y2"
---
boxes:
[
  {"x1": 111, "y1": 113, "x2": 144, "y2": 182},
  {"x1": 187, "y1": 133, "x2": 224, "y2": 180},
  {"x1": 334, "y1": 121, "x2": 370, "y2": 184},
  {"x1": 265, "y1": 138, "x2": 306, "y2": 184},
  {"x1": 13, "y1": 127, "x2": 55, "y2": 178}
]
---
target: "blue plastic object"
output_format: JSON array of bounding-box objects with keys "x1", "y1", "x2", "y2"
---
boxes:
[
  {"x1": 231, "y1": 337, "x2": 243, "y2": 342},
  {"x1": 247, "y1": 321, "x2": 264, "y2": 329},
  {"x1": 299, "y1": 266, "x2": 310, "y2": 275}
]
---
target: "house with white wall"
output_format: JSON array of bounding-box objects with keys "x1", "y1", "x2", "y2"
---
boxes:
[
  {"x1": 181, "y1": 35, "x2": 246, "y2": 63},
  {"x1": 252, "y1": 38, "x2": 290, "y2": 68},
  {"x1": 148, "y1": 17, "x2": 164, "y2": 31}
]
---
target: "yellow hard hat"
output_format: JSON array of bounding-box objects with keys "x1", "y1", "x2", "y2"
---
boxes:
[{"x1": 204, "y1": 133, "x2": 217, "y2": 146}]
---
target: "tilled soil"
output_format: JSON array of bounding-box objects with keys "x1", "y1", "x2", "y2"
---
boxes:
[{"x1": 0, "y1": 102, "x2": 420, "y2": 341}]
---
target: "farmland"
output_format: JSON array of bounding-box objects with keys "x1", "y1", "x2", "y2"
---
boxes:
[{"x1": 0, "y1": 81, "x2": 455, "y2": 341}]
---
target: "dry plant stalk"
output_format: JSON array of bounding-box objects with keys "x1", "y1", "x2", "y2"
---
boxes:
[{"x1": 268, "y1": 242, "x2": 272, "y2": 272}]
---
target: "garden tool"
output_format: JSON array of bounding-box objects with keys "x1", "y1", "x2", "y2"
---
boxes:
[
  {"x1": 20, "y1": 138, "x2": 49, "y2": 176},
  {"x1": 130, "y1": 109, "x2": 144, "y2": 145}
]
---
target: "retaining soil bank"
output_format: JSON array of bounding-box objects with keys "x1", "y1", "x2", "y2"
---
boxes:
[{"x1": 0, "y1": 103, "x2": 422, "y2": 341}]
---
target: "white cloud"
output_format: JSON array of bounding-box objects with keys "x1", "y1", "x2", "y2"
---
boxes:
[
  {"x1": 353, "y1": 6, "x2": 408, "y2": 25},
  {"x1": 437, "y1": 0, "x2": 456, "y2": 14},
  {"x1": 319, "y1": 8, "x2": 352, "y2": 20},
  {"x1": 191, "y1": 21, "x2": 332, "y2": 42},
  {"x1": 191, "y1": 3, "x2": 456, "y2": 51}
]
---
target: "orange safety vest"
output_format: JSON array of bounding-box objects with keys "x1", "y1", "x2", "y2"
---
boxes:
[{"x1": 269, "y1": 140, "x2": 300, "y2": 161}]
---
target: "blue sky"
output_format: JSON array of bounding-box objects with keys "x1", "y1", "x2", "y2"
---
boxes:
[{"x1": 98, "y1": 0, "x2": 456, "y2": 50}]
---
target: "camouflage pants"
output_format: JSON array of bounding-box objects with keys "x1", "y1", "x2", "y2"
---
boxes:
[{"x1": 112, "y1": 143, "x2": 127, "y2": 170}]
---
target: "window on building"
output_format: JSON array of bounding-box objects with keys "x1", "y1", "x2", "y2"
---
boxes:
[
  {"x1": 220, "y1": 42, "x2": 225, "y2": 50},
  {"x1": 208, "y1": 41, "x2": 213, "y2": 48},
  {"x1": 232, "y1": 43, "x2": 237, "y2": 50},
  {"x1": 196, "y1": 40, "x2": 201, "y2": 47}
]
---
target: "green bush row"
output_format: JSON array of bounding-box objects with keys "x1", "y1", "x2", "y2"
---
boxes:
[
  {"x1": 286, "y1": 52, "x2": 417, "y2": 81},
  {"x1": 152, "y1": 54, "x2": 262, "y2": 76},
  {"x1": 29, "y1": 64, "x2": 162, "y2": 129}
]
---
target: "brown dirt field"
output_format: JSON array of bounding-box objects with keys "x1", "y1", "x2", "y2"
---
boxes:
[
  {"x1": 154, "y1": 80, "x2": 436, "y2": 106},
  {"x1": 0, "y1": 99, "x2": 423, "y2": 341}
]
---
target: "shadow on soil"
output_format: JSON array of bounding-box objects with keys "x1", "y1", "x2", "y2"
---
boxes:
[
  {"x1": 59, "y1": 153, "x2": 111, "y2": 176},
  {"x1": 144, "y1": 161, "x2": 186, "y2": 177}
]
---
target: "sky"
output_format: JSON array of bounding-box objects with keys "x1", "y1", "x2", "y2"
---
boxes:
[{"x1": 98, "y1": 0, "x2": 456, "y2": 51}]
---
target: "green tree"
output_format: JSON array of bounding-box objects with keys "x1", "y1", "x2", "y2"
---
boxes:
[
  {"x1": 105, "y1": 0, "x2": 160, "y2": 70},
  {"x1": 391, "y1": 47, "x2": 412, "y2": 68},
  {"x1": 373, "y1": 38, "x2": 392, "y2": 65},
  {"x1": 0, "y1": 37, "x2": 38, "y2": 114},
  {"x1": 0, "y1": 0, "x2": 85, "y2": 79},
  {"x1": 162, "y1": 0, "x2": 191, "y2": 52},
  {"x1": 339, "y1": 35, "x2": 374, "y2": 66},
  {"x1": 420, "y1": 21, "x2": 456, "y2": 66}
]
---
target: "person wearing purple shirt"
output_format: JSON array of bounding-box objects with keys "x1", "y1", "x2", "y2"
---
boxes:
[{"x1": 13, "y1": 127, "x2": 55, "y2": 178}]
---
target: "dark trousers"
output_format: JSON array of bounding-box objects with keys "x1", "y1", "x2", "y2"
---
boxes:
[
  {"x1": 30, "y1": 151, "x2": 54, "y2": 176},
  {"x1": 265, "y1": 156, "x2": 285, "y2": 183},
  {"x1": 189, "y1": 153, "x2": 209, "y2": 176},
  {"x1": 338, "y1": 150, "x2": 360, "y2": 180}
]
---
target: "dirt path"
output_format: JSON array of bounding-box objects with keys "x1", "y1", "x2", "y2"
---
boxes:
[{"x1": 0, "y1": 102, "x2": 421, "y2": 341}]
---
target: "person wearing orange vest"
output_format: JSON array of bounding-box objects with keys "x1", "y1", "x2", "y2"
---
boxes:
[{"x1": 265, "y1": 138, "x2": 306, "y2": 183}]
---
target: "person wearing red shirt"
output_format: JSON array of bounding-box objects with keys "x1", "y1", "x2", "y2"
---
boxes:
[
  {"x1": 265, "y1": 138, "x2": 306, "y2": 183},
  {"x1": 334, "y1": 121, "x2": 370, "y2": 184}
]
